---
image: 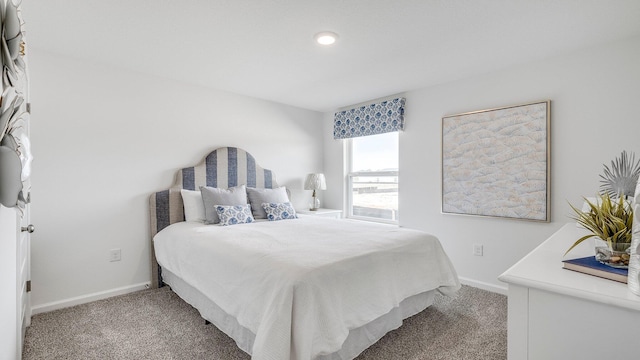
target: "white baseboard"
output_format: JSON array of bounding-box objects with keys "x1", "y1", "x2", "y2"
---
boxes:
[
  {"x1": 31, "y1": 282, "x2": 151, "y2": 315},
  {"x1": 459, "y1": 276, "x2": 508, "y2": 295}
]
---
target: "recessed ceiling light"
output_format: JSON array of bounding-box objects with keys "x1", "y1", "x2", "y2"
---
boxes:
[{"x1": 314, "y1": 31, "x2": 339, "y2": 45}]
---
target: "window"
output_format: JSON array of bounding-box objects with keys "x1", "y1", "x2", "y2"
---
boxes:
[{"x1": 347, "y1": 132, "x2": 398, "y2": 223}]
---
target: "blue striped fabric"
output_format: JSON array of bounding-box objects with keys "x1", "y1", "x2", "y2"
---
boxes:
[
  {"x1": 205, "y1": 151, "x2": 218, "y2": 187},
  {"x1": 228, "y1": 147, "x2": 238, "y2": 187},
  {"x1": 264, "y1": 169, "x2": 273, "y2": 188},
  {"x1": 247, "y1": 154, "x2": 257, "y2": 188},
  {"x1": 182, "y1": 167, "x2": 195, "y2": 190},
  {"x1": 155, "y1": 190, "x2": 170, "y2": 233}
]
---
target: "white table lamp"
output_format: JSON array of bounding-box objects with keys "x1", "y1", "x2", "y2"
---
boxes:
[{"x1": 304, "y1": 173, "x2": 326, "y2": 211}]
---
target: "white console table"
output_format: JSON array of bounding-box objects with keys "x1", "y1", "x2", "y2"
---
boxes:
[{"x1": 499, "y1": 223, "x2": 640, "y2": 360}]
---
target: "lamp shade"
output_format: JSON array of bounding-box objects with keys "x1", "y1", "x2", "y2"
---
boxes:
[{"x1": 304, "y1": 173, "x2": 326, "y2": 191}]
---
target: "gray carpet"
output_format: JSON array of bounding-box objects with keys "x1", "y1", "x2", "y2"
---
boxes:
[{"x1": 23, "y1": 285, "x2": 506, "y2": 360}]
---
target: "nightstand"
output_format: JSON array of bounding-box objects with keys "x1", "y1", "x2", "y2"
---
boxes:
[{"x1": 297, "y1": 208, "x2": 343, "y2": 219}]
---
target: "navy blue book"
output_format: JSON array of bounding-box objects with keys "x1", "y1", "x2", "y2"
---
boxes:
[{"x1": 562, "y1": 256, "x2": 628, "y2": 283}]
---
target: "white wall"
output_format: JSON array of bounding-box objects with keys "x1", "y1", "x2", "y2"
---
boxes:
[
  {"x1": 0, "y1": 206, "x2": 18, "y2": 360},
  {"x1": 27, "y1": 33, "x2": 640, "y2": 308},
  {"x1": 29, "y1": 49, "x2": 324, "y2": 309},
  {"x1": 324, "y1": 35, "x2": 640, "y2": 292}
]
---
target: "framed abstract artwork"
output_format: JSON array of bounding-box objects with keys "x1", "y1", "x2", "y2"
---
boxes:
[{"x1": 441, "y1": 101, "x2": 551, "y2": 221}]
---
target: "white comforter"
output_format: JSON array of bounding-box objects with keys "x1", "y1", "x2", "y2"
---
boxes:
[{"x1": 153, "y1": 216, "x2": 460, "y2": 360}]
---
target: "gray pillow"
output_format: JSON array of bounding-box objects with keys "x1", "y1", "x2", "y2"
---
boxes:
[
  {"x1": 200, "y1": 185, "x2": 248, "y2": 224},
  {"x1": 247, "y1": 187, "x2": 290, "y2": 219}
]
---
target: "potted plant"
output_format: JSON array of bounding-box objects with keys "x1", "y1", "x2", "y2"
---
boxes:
[
  {"x1": 565, "y1": 151, "x2": 639, "y2": 268},
  {"x1": 566, "y1": 193, "x2": 633, "y2": 267}
]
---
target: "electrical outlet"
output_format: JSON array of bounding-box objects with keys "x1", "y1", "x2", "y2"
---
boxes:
[
  {"x1": 109, "y1": 248, "x2": 121, "y2": 262},
  {"x1": 473, "y1": 244, "x2": 483, "y2": 256}
]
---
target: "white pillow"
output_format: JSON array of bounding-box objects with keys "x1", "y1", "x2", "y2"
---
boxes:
[{"x1": 180, "y1": 189, "x2": 206, "y2": 223}]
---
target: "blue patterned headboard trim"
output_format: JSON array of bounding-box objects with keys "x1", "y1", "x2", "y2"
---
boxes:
[
  {"x1": 205, "y1": 151, "x2": 218, "y2": 187},
  {"x1": 182, "y1": 168, "x2": 195, "y2": 190},
  {"x1": 155, "y1": 190, "x2": 170, "y2": 234},
  {"x1": 149, "y1": 146, "x2": 279, "y2": 288}
]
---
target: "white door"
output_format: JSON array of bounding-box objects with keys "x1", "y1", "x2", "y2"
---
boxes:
[
  {"x1": 18, "y1": 200, "x2": 32, "y2": 354},
  {"x1": 17, "y1": 102, "x2": 33, "y2": 356},
  {"x1": 18, "y1": 61, "x2": 33, "y2": 354},
  {"x1": 16, "y1": 103, "x2": 33, "y2": 358},
  {"x1": 0, "y1": 205, "x2": 19, "y2": 359},
  {"x1": 0, "y1": 200, "x2": 30, "y2": 360}
]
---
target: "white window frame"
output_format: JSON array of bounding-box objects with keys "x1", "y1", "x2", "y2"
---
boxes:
[{"x1": 345, "y1": 138, "x2": 399, "y2": 224}]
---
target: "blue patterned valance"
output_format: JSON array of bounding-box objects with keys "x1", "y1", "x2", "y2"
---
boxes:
[{"x1": 333, "y1": 97, "x2": 405, "y2": 139}]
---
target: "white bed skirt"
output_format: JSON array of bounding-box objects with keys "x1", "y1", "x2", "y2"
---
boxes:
[{"x1": 162, "y1": 268, "x2": 436, "y2": 360}]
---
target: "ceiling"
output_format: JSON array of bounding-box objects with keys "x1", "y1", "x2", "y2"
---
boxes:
[{"x1": 21, "y1": 0, "x2": 640, "y2": 112}]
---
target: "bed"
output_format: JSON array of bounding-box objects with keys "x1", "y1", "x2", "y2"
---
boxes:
[{"x1": 149, "y1": 146, "x2": 460, "y2": 360}]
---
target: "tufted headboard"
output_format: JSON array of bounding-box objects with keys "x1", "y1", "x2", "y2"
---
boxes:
[{"x1": 149, "y1": 146, "x2": 279, "y2": 288}]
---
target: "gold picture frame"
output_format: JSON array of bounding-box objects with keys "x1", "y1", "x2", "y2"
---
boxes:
[{"x1": 441, "y1": 100, "x2": 551, "y2": 221}]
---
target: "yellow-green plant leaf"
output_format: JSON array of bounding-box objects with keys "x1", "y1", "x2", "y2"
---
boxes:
[{"x1": 564, "y1": 234, "x2": 597, "y2": 256}]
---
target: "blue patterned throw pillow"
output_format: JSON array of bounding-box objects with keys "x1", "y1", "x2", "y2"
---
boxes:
[
  {"x1": 215, "y1": 204, "x2": 255, "y2": 226},
  {"x1": 262, "y1": 202, "x2": 298, "y2": 221}
]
